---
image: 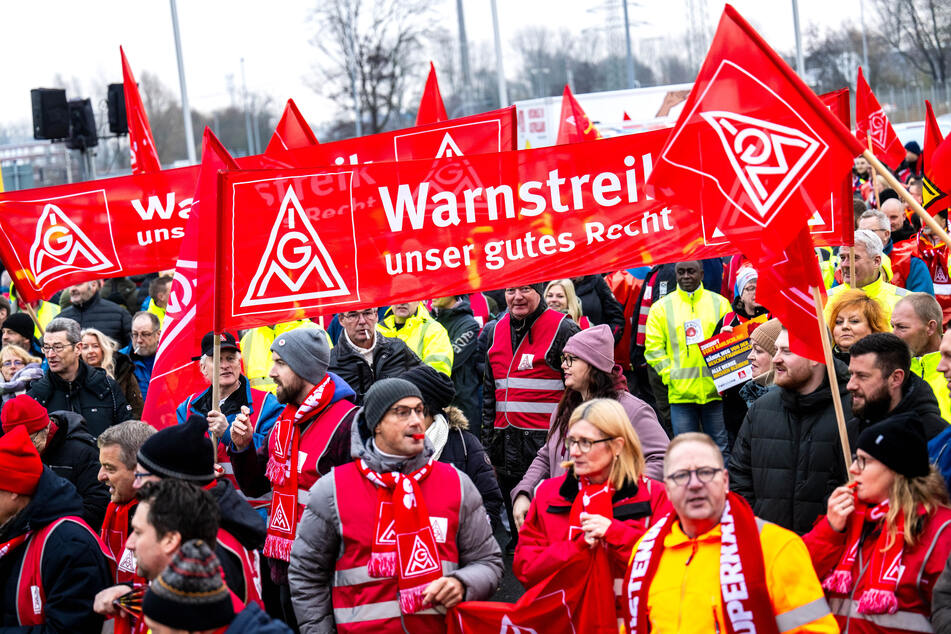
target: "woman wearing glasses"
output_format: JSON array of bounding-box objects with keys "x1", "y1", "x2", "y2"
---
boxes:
[
  {"x1": 511, "y1": 325, "x2": 668, "y2": 529},
  {"x1": 513, "y1": 398, "x2": 670, "y2": 593},
  {"x1": 0, "y1": 344, "x2": 44, "y2": 407},
  {"x1": 804, "y1": 413, "x2": 951, "y2": 632}
]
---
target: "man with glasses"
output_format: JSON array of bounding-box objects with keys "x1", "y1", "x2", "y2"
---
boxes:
[
  {"x1": 118, "y1": 311, "x2": 161, "y2": 400},
  {"x1": 623, "y1": 432, "x2": 836, "y2": 633},
  {"x1": 289, "y1": 378, "x2": 502, "y2": 632},
  {"x1": 329, "y1": 307, "x2": 422, "y2": 405},
  {"x1": 27, "y1": 317, "x2": 132, "y2": 437}
]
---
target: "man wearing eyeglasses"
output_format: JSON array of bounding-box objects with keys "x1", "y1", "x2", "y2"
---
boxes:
[
  {"x1": 27, "y1": 317, "x2": 132, "y2": 437},
  {"x1": 622, "y1": 432, "x2": 837, "y2": 633},
  {"x1": 329, "y1": 307, "x2": 423, "y2": 405},
  {"x1": 117, "y1": 311, "x2": 161, "y2": 401},
  {"x1": 289, "y1": 378, "x2": 502, "y2": 632}
]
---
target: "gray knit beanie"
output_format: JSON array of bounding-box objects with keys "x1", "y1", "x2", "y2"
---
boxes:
[
  {"x1": 363, "y1": 378, "x2": 422, "y2": 431},
  {"x1": 270, "y1": 328, "x2": 330, "y2": 381}
]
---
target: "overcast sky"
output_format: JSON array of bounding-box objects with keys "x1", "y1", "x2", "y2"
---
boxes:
[{"x1": 1, "y1": 0, "x2": 859, "y2": 132}]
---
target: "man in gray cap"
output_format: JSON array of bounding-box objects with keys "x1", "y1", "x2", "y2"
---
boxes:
[
  {"x1": 229, "y1": 327, "x2": 359, "y2": 628},
  {"x1": 289, "y1": 378, "x2": 503, "y2": 633}
]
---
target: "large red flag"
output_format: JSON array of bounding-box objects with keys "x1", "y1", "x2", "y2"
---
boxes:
[
  {"x1": 141, "y1": 129, "x2": 237, "y2": 429},
  {"x1": 415, "y1": 62, "x2": 448, "y2": 126},
  {"x1": 265, "y1": 99, "x2": 319, "y2": 156},
  {"x1": 556, "y1": 85, "x2": 600, "y2": 144},
  {"x1": 855, "y1": 66, "x2": 905, "y2": 169},
  {"x1": 924, "y1": 135, "x2": 951, "y2": 216},
  {"x1": 647, "y1": 4, "x2": 864, "y2": 362},
  {"x1": 923, "y1": 100, "x2": 944, "y2": 173},
  {"x1": 120, "y1": 46, "x2": 162, "y2": 174}
]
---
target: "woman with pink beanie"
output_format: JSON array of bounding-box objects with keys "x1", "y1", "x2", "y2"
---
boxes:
[{"x1": 511, "y1": 324, "x2": 669, "y2": 529}]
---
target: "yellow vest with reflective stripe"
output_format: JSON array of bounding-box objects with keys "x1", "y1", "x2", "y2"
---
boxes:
[
  {"x1": 824, "y1": 274, "x2": 909, "y2": 323},
  {"x1": 816, "y1": 247, "x2": 838, "y2": 290},
  {"x1": 146, "y1": 299, "x2": 166, "y2": 325},
  {"x1": 239, "y1": 320, "x2": 327, "y2": 393},
  {"x1": 912, "y1": 351, "x2": 951, "y2": 424},
  {"x1": 32, "y1": 301, "x2": 61, "y2": 338},
  {"x1": 644, "y1": 286, "x2": 730, "y2": 404},
  {"x1": 378, "y1": 305, "x2": 454, "y2": 377}
]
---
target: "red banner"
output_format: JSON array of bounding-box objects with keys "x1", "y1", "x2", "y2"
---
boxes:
[
  {"x1": 213, "y1": 123, "x2": 855, "y2": 332},
  {"x1": 856, "y1": 66, "x2": 905, "y2": 169},
  {"x1": 121, "y1": 47, "x2": 162, "y2": 174},
  {"x1": 0, "y1": 107, "x2": 516, "y2": 302}
]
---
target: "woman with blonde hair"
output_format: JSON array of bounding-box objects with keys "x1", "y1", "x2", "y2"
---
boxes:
[
  {"x1": 0, "y1": 344, "x2": 44, "y2": 406},
  {"x1": 80, "y1": 328, "x2": 143, "y2": 418},
  {"x1": 804, "y1": 413, "x2": 951, "y2": 631},
  {"x1": 514, "y1": 398, "x2": 669, "y2": 593},
  {"x1": 545, "y1": 279, "x2": 589, "y2": 327},
  {"x1": 827, "y1": 289, "x2": 889, "y2": 361}
]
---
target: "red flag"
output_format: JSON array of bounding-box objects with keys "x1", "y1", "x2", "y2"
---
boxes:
[
  {"x1": 265, "y1": 99, "x2": 318, "y2": 156},
  {"x1": 120, "y1": 46, "x2": 162, "y2": 174},
  {"x1": 448, "y1": 547, "x2": 616, "y2": 633},
  {"x1": 923, "y1": 100, "x2": 944, "y2": 173},
  {"x1": 647, "y1": 4, "x2": 862, "y2": 362},
  {"x1": 855, "y1": 66, "x2": 905, "y2": 169},
  {"x1": 556, "y1": 85, "x2": 600, "y2": 144},
  {"x1": 924, "y1": 135, "x2": 951, "y2": 216},
  {"x1": 415, "y1": 62, "x2": 448, "y2": 126},
  {"x1": 141, "y1": 129, "x2": 237, "y2": 429}
]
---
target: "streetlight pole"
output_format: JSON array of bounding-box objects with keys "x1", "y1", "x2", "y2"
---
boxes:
[
  {"x1": 490, "y1": 0, "x2": 508, "y2": 107},
  {"x1": 792, "y1": 0, "x2": 805, "y2": 77},
  {"x1": 859, "y1": 0, "x2": 870, "y2": 75},
  {"x1": 456, "y1": 0, "x2": 473, "y2": 115},
  {"x1": 622, "y1": 0, "x2": 637, "y2": 88},
  {"x1": 169, "y1": 0, "x2": 197, "y2": 163},
  {"x1": 241, "y1": 58, "x2": 255, "y2": 156}
]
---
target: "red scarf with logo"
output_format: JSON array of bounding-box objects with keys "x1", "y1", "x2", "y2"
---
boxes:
[
  {"x1": 356, "y1": 457, "x2": 442, "y2": 614},
  {"x1": 101, "y1": 499, "x2": 140, "y2": 583},
  {"x1": 917, "y1": 232, "x2": 950, "y2": 283},
  {"x1": 263, "y1": 375, "x2": 335, "y2": 561},
  {"x1": 623, "y1": 491, "x2": 779, "y2": 634},
  {"x1": 821, "y1": 499, "x2": 905, "y2": 614},
  {"x1": 568, "y1": 477, "x2": 614, "y2": 541}
]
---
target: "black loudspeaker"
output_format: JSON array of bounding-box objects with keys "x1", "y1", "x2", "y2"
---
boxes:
[
  {"x1": 66, "y1": 99, "x2": 99, "y2": 150},
  {"x1": 31, "y1": 88, "x2": 69, "y2": 140},
  {"x1": 107, "y1": 83, "x2": 127, "y2": 134}
]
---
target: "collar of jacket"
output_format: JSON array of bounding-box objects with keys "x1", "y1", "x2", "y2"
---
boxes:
[
  {"x1": 72, "y1": 291, "x2": 102, "y2": 311},
  {"x1": 663, "y1": 515, "x2": 724, "y2": 548},
  {"x1": 674, "y1": 285, "x2": 704, "y2": 306},
  {"x1": 382, "y1": 304, "x2": 433, "y2": 329},
  {"x1": 556, "y1": 468, "x2": 640, "y2": 505},
  {"x1": 857, "y1": 273, "x2": 886, "y2": 296},
  {"x1": 49, "y1": 359, "x2": 91, "y2": 391}
]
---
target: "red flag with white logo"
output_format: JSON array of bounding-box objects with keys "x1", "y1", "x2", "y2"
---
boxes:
[
  {"x1": 415, "y1": 62, "x2": 448, "y2": 126},
  {"x1": 556, "y1": 85, "x2": 600, "y2": 144},
  {"x1": 647, "y1": 4, "x2": 863, "y2": 361},
  {"x1": 265, "y1": 99, "x2": 319, "y2": 156},
  {"x1": 855, "y1": 67, "x2": 905, "y2": 169},
  {"x1": 923, "y1": 100, "x2": 944, "y2": 174},
  {"x1": 142, "y1": 129, "x2": 237, "y2": 429},
  {"x1": 121, "y1": 46, "x2": 162, "y2": 175}
]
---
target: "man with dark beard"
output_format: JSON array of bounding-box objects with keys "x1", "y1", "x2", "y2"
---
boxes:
[{"x1": 846, "y1": 332, "x2": 947, "y2": 439}]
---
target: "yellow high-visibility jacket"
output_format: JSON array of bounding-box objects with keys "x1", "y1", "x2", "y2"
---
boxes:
[
  {"x1": 824, "y1": 274, "x2": 909, "y2": 323},
  {"x1": 912, "y1": 351, "x2": 951, "y2": 424},
  {"x1": 239, "y1": 320, "x2": 327, "y2": 393},
  {"x1": 378, "y1": 304, "x2": 453, "y2": 377}
]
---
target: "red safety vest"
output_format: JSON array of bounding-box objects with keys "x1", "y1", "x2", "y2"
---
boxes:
[
  {"x1": 330, "y1": 461, "x2": 461, "y2": 634},
  {"x1": 470, "y1": 293, "x2": 491, "y2": 333},
  {"x1": 889, "y1": 238, "x2": 917, "y2": 289},
  {"x1": 578, "y1": 315, "x2": 591, "y2": 329},
  {"x1": 15, "y1": 516, "x2": 114, "y2": 626},
  {"x1": 216, "y1": 528, "x2": 263, "y2": 607}
]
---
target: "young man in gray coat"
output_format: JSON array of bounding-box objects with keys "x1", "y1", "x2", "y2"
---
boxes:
[{"x1": 288, "y1": 378, "x2": 502, "y2": 633}]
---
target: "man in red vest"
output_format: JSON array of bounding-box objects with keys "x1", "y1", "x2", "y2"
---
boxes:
[
  {"x1": 288, "y1": 378, "x2": 502, "y2": 633},
  {"x1": 96, "y1": 420, "x2": 156, "y2": 585},
  {"x1": 481, "y1": 282, "x2": 580, "y2": 548},
  {"x1": 0, "y1": 426, "x2": 113, "y2": 632},
  {"x1": 229, "y1": 327, "x2": 359, "y2": 629}
]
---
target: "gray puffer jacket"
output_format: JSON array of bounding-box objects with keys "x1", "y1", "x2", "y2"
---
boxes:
[{"x1": 288, "y1": 408, "x2": 503, "y2": 634}]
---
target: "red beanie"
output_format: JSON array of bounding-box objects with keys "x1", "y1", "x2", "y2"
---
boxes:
[
  {"x1": 0, "y1": 426, "x2": 43, "y2": 495},
  {"x1": 1, "y1": 395, "x2": 51, "y2": 435}
]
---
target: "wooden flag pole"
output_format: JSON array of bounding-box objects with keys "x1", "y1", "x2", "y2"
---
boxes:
[
  {"x1": 811, "y1": 286, "x2": 852, "y2": 469},
  {"x1": 210, "y1": 335, "x2": 221, "y2": 451},
  {"x1": 20, "y1": 301, "x2": 44, "y2": 338},
  {"x1": 863, "y1": 149, "x2": 951, "y2": 251},
  {"x1": 867, "y1": 133, "x2": 881, "y2": 210}
]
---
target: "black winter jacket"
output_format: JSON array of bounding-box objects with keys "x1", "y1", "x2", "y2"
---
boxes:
[
  {"x1": 28, "y1": 361, "x2": 133, "y2": 438},
  {"x1": 851, "y1": 371, "x2": 947, "y2": 440},
  {"x1": 208, "y1": 479, "x2": 267, "y2": 598},
  {"x1": 729, "y1": 360, "x2": 857, "y2": 535},
  {"x1": 0, "y1": 469, "x2": 112, "y2": 633},
  {"x1": 43, "y1": 411, "x2": 110, "y2": 532},
  {"x1": 480, "y1": 304, "x2": 581, "y2": 481},
  {"x1": 572, "y1": 275, "x2": 626, "y2": 344},
  {"x1": 438, "y1": 406, "x2": 504, "y2": 530},
  {"x1": 224, "y1": 603, "x2": 293, "y2": 633},
  {"x1": 328, "y1": 332, "x2": 421, "y2": 405},
  {"x1": 434, "y1": 299, "x2": 482, "y2": 427},
  {"x1": 58, "y1": 292, "x2": 132, "y2": 348}
]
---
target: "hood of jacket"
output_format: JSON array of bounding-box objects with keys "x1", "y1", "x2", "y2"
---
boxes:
[
  {"x1": 434, "y1": 298, "x2": 474, "y2": 320},
  {"x1": 444, "y1": 405, "x2": 469, "y2": 431},
  {"x1": 780, "y1": 358, "x2": 850, "y2": 417},
  {"x1": 350, "y1": 406, "x2": 435, "y2": 474},
  {"x1": 0, "y1": 468, "x2": 84, "y2": 541},
  {"x1": 855, "y1": 371, "x2": 944, "y2": 438},
  {"x1": 225, "y1": 602, "x2": 290, "y2": 633},
  {"x1": 46, "y1": 410, "x2": 95, "y2": 448},
  {"x1": 209, "y1": 479, "x2": 267, "y2": 551},
  {"x1": 327, "y1": 371, "x2": 357, "y2": 404}
]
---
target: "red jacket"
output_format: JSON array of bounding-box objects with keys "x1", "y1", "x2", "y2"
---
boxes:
[
  {"x1": 803, "y1": 507, "x2": 951, "y2": 633},
  {"x1": 514, "y1": 471, "x2": 669, "y2": 589}
]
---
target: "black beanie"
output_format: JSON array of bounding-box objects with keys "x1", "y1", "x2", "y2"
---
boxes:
[
  {"x1": 142, "y1": 539, "x2": 234, "y2": 630},
  {"x1": 2, "y1": 313, "x2": 35, "y2": 342},
  {"x1": 137, "y1": 414, "x2": 216, "y2": 483},
  {"x1": 363, "y1": 378, "x2": 422, "y2": 431},
  {"x1": 401, "y1": 364, "x2": 456, "y2": 413},
  {"x1": 856, "y1": 413, "x2": 930, "y2": 479}
]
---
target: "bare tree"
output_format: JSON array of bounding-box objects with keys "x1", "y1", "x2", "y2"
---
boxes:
[
  {"x1": 309, "y1": 0, "x2": 437, "y2": 134},
  {"x1": 874, "y1": 0, "x2": 951, "y2": 85}
]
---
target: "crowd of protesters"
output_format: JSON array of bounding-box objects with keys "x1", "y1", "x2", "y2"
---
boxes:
[{"x1": 3, "y1": 169, "x2": 951, "y2": 633}]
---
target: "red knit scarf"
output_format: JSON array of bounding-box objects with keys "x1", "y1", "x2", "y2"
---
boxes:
[
  {"x1": 0, "y1": 532, "x2": 30, "y2": 560},
  {"x1": 356, "y1": 457, "x2": 442, "y2": 614},
  {"x1": 568, "y1": 477, "x2": 614, "y2": 541},
  {"x1": 917, "y1": 232, "x2": 949, "y2": 281},
  {"x1": 101, "y1": 499, "x2": 140, "y2": 583},
  {"x1": 821, "y1": 499, "x2": 905, "y2": 614},
  {"x1": 263, "y1": 375, "x2": 335, "y2": 561},
  {"x1": 623, "y1": 491, "x2": 779, "y2": 634}
]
